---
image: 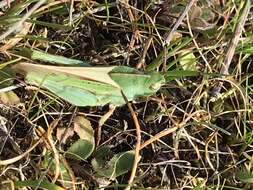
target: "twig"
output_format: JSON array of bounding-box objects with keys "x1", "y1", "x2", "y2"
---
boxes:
[
  {"x1": 121, "y1": 92, "x2": 141, "y2": 190},
  {"x1": 211, "y1": 0, "x2": 251, "y2": 96}
]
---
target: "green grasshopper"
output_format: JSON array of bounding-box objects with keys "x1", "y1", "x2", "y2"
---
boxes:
[
  {"x1": 13, "y1": 62, "x2": 165, "y2": 106},
  {"x1": 13, "y1": 62, "x2": 165, "y2": 146}
]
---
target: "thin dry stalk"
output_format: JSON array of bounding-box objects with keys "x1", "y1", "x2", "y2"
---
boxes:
[
  {"x1": 163, "y1": 0, "x2": 197, "y2": 46},
  {"x1": 61, "y1": 157, "x2": 76, "y2": 190},
  {"x1": 162, "y1": 0, "x2": 197, "y2": 70},
  {"x1": 69, "y1": 0, "x2": 74, "y2": 25},
  {"x1": 121, "y1": 92, "x2": 141, "y2": 190},
  {"x1": 59, "y1": 107, "x2": 77, "y2": 147},
  {"x1": 211, "y1": 0, "x2": 251, "y2": 96},
  {"x1": 136, "y1": 36, "x2": 153, "y2": 69},
  {"x1": 186, "y1": 14, "x2": 212, "y2": 72},
  {"x1": 140, "y1": 110, "x2": 208, "y2": 150},
  {"x1": 205, "y1": 129, "x2": 218, "y2": 171},
  {"x1": 140, "y1": 126, "x2": 178, "y2": 150}
]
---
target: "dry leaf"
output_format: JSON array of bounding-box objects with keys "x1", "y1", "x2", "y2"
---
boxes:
[
  {"x1": 73, "y1": 116, "x2": 94, "y2": 141},
  {"x1": 56, "y1": 126, "x2": 74, "y2": 144}
]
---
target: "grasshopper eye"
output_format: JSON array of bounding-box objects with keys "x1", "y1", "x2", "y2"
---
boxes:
[{"x1": 149, "y1": 83, "x2": 161, "y2": 91}]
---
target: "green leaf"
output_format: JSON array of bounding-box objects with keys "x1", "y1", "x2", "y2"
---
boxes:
[
  {"x1": 92, "y1": 148, "x2": 135, "y2": 180},
  {"x1": 65, "y1": 116, "x2": 95, "y2": 160},
  {"x1": 146, "y1": 37, "x2": 192, "y2": 71},
  {"x1": 6, "y1": 0, "x2": 39, "y2": 16},
  {"x1": 15, "y1": 180, "x2": 64, "y2": 190},
  {"x1": 0, "y1": 58, "x2": 21, "y2": 70},
  {"x1": 178, "y1": 49, "x2": 197, "y2": 71},
  {"x1": 66, "y1": 139, "x2": 94, "y2": 160}
]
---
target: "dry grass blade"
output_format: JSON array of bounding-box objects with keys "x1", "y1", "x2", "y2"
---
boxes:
[
  {"x1": 0, "y1": 139, "x2": 42, "y2": 165},
  {"x1": 96, "y1": 105, "x2": 116, "y2": 146},
  {"x1": 46, "y1": 118, "x2": 61, "y2": 182},
  {"x1": 205, "y1": 129, "x2": 218, "y2": 171}
]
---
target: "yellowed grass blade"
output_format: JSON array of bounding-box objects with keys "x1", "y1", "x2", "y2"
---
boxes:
[{"x1": 0, "y1": 22, "x2": 32, "y2": 52}]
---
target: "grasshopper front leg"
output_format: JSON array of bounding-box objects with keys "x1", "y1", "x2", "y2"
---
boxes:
[{"x1": 96, "y1": 104, "x2": 116, "y2": 146}]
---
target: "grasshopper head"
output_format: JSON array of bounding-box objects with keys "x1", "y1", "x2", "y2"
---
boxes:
[{"x1": 147, "y1": 72, "x2": 165, "y2": 93}]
